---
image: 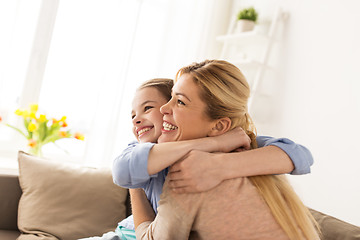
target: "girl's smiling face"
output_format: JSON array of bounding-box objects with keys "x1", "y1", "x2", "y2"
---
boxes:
[
  {"x1": 158, "y1": 73, "x2": 216, "y2": 143},
  {"x1": 131, "y1": 87, "x2": 168, "y2": 143}
]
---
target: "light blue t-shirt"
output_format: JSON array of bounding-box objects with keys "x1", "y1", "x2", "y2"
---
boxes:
[{"x1": 112, "y1": 136, "x2": 313, "y2": 229}]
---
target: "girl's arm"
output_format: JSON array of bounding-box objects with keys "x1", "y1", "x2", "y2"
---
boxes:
[
  {"x1": 112, "y1": 141, "x2": 155, "y2": 188},
  {"x1": 112, "y1": 127, "x2": 250, "y2": 187},
  {"x1": 130, "y1": 189, "x2": 155, "y2": 229},
  {"x1": 167, "y1": 137, "x2": 314, "y2": 193},
  {"x1": 256, "y1": 136, "x2": 313, "y2": 175},
  {"x1": 147, "y1": 127, "x2": 250, "y2": 175}
]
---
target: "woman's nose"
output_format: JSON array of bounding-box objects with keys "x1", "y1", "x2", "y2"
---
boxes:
[{"x1": 160, "y1": 99, "x2": 172, "y2": 115}]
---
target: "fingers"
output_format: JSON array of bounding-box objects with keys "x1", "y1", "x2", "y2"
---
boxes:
[
  {"x1": 169, "y1": 163, "x2": 181, "y2": 173},
  {"x1": 233, "y1": 147, "x2": 246, "y2": 152},
  {"x1": 171, "y1": 187, "x2": 196, "y2": 194},
  {"x1": 168, "y1": 179, "x2": 188, "y2": 189},
  {"x1": 240, "y1": 136, "x2": 251, "y2": 150},
  {"x1": 168, "y1": 170, "x2": 183, "y2": 181}
]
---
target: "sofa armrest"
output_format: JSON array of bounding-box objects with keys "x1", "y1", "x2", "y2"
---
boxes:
[
  {"x1": 0, "y1": 171, "x2": 22, "y2": 231},
  {"x1": 310, "y1": 208, "x2": 360, "y2": 240}
]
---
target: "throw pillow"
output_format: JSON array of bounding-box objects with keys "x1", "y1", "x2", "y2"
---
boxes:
[{"x1": 17, "y1": 151, "x2": 128, "y2": 240}]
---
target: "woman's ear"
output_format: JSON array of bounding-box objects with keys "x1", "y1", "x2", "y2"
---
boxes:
[{"x1": 208, "y1": 117, "x2": 231, "y2": 137}]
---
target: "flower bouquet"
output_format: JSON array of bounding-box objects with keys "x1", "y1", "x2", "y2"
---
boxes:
[{"x1": 0, "y1": 104, "x2": 84, "y2": 156}]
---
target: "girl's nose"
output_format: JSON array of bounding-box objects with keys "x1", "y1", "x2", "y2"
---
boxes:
[{"x1": 132, "y1": 116, "x2": 142, "y2": 125}]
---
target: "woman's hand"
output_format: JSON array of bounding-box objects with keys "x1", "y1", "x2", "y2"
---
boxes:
[
  {"x1": 212, "y1": 127, "x2": 251, "y2": 153},
  {"x1": 168, "y1": 150, "x2": 223, "y2": 193}
]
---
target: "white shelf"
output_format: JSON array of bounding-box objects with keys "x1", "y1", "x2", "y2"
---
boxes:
[
  {"x1": 231, "y1": 59, "x2": 262, "y2": 68},
  {"x1": 217, "y1": 8, "x2": 286, "y2": 111},
  {"x1": 216, "y1": 31, "x2": 268, "y2": 45}
]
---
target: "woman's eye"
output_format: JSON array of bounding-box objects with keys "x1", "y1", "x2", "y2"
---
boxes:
[
  {"x1": 177, "y1": 99, "x2": 185, "y2": 106},
  {"x1": 144, "y1": 106, "x2": 154, "y2": 111}
]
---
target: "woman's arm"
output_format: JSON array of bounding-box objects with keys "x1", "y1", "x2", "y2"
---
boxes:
[
  {"x1": 167, "y1": 137, "x2": 314, "y2": 193},
  {"x1": 130, "y1": 189, "x2": 155, "y2": 229},
  {"x1": 133, "y1": 180, "x2": 197, "y2": 240}
]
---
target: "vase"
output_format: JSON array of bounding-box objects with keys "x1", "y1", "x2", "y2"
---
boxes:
[
  {"x1": 236, "y1": 19, "x2": 255, "y2": 33},
  {"x1": 29, "y1": 144, "x2": 43, "y2": 157}
]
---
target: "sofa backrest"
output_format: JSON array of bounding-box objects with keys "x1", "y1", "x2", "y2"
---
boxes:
[
  {"x1": 0, "y1": 172, "x2": 22, "y2": 230},
  {"x1": 0, "y1": 171, "x2": 133, "y2": 232},
  {"x1": 1, "y1": 171, "x2": 359, "y2": 239}
]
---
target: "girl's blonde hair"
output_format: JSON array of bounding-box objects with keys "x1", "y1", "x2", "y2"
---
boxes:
[
  {"x1": 138, "y1": 78, "x2": 173, "y2": 102},
  {"x1": 176, "y1": 60, "x2": 320, "y2": 239}
]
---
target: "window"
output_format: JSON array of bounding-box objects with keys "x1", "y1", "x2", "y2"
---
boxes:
[{"x1": 0, "y1": 0, "x2": 228, "y2": 168}]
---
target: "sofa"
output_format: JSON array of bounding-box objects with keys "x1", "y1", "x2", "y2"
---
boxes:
[{"x1": 0, "y1": 151, "x2": 359, "y2": 240}]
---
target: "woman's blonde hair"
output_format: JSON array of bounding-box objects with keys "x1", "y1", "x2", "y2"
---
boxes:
[{"x1": 176, "y1": 60, "x2": 320, "y2": 239}]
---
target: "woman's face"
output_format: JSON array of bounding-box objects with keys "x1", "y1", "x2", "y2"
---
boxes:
[
  {"x1": 131, "y1": 87, "x2": 168, "y2": 143},
  {"x1": 158, "y1": 74, "x2": 216, "y2": 143}
]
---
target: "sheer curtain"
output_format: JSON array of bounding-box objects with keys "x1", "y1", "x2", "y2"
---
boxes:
[
  {"x1": 0, "y1": 0, "x2": 42, "y2": 162},
  {"x1": 0, "y1": 0, "x2": 232, "y2": 167}
]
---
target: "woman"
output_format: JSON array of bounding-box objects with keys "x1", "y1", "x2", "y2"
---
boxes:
[{"x1": 131, "y1": 60, "x2": 320, "y2": 239}]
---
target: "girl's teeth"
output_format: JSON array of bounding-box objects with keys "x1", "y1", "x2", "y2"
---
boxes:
[
  {"x1": 163, "y1": 122, "x2": 178, "y2": 131},
  {"x1": 138, "y1": 127, "x2": 151, "y2": 136}
]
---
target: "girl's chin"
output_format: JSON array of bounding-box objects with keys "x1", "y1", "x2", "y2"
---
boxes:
[{"x1": 139, "y1": 134, "x2": 157, "y2": 143}]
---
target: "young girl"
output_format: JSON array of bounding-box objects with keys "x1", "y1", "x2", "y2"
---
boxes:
[{"x1": 113, "y1": 78, "x2": 314, "y2": 234}]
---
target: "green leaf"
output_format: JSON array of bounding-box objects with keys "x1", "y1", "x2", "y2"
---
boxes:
[
  {"x1": 237, "y1": 7, "x2": 258, "y2": 22},
  {"x1": 5, "y1": 123, "x2": 28, "y2": 139}
]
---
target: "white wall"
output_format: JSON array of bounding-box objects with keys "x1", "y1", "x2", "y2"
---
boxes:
[{"x1": 237, "y1": 0, "x2": 360, "y2": 226}]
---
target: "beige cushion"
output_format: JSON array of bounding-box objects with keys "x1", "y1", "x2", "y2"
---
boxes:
[{"x1": 17, "y1": 151, "x2": 128, "y2": 240}]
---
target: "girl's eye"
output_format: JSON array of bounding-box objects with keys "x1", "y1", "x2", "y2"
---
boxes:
[
  {"x1": 177, "y1": 99, "x2": 185, "y2": 106},
  {"x1": 144, "y1": 106, "x2": 154, "y2": 111},
  {"x1": 131, "y1": 114, "x2": 136, "y2": 119}
]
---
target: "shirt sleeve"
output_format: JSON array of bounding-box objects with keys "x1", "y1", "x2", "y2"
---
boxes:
[
  {"x1": 112, "y1": 141, "x2": 157, "y2": 188},
  {"x1": 256, "y1": 136, "x2": 314, "y2": 175}
]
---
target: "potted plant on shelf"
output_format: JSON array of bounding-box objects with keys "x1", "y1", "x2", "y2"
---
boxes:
[{"x1": 236, "y1": 7, "x2": 258, "y2": 33}]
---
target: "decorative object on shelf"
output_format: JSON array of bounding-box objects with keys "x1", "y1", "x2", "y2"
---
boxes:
[
  {"x1": 217, "y1": 7, "x2": 286, "y2": 112},
  {"x1": 0, "y1": 104, "x2": 84, "y2": 156},
  {"x1": 236, "y1": 7, "x2": 258, "y2": 32}
]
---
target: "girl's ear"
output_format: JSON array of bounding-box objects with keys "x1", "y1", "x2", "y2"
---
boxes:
[{"x1": 208, "y1": 117, "x2": 232, "y2": 137}]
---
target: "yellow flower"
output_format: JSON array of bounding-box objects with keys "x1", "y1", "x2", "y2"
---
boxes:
[
  {"x1": 39, "y1": 114, "x2": 47, "y2": 122},
  {"x1": 30, "y1": 104, "x2": 38, "y2": 113},
  {"x1": 15, "y1": 109, "x2": 23, "y2": 116},
  {"x1": 28, "y1": 122, "x2": 37, "y2": 132},
  {"x1": 22, "y1": 110, "x2": 30, "y2": 118},
  {"x1": 30, "y1": 112, "x2": 36, "y2": 119},
  {"x1": 74, "y1": 132, "x2": 85, "y2": 141},
  {"x1": 6, "y1": 104, "x2": 82, "y2": 156}
]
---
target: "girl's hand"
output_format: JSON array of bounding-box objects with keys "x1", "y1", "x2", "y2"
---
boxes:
[{"x1": 212, "y1": 127, "x2": 251, "y2": 153}]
